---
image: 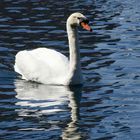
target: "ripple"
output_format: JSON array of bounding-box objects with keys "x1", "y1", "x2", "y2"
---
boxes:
[{"x1": 0, "y1": 0, "x2": 140, "y2": 139}]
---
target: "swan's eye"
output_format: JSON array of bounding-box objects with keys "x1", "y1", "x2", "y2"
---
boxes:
[
  {"x1": 77, "y1": 17, "x2": 89, "y2": 23},
  {"x1": 77, "y1": 17, "x2": 83, "y2": 22}
]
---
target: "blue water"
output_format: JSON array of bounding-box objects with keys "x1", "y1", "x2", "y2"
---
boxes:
[{"x1": 0, "y1": 0, "x2": 140, "y2": 139}]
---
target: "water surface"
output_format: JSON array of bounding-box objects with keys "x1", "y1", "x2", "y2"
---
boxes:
[{"x1": 0, "y1": 0, "x2": 140, "y2": 139}]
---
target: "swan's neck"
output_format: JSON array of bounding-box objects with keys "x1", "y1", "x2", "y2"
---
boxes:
[
  {"x1": 67, "y1": 26, "x2": 80, "y2": 70},
  {"x1": 67, "y1": 23, "x2": 82, "y2": 84}
]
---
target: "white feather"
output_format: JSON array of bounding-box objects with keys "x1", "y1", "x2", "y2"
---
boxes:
[{"x1": 15, "y1": 48, "x2": 69, "y2": 85}]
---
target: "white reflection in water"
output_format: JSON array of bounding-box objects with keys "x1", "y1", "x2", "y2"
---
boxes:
[
  {"x1": 14, "y1": 80, "x2": 82, "y2": 139},
  {"x1": 15, "y1": 80, "x2": 70, "y2": 113}
]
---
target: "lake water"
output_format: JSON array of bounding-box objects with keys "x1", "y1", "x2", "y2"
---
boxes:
[{"x1": 0, "y1": 0, "x2": 140, "y2": 139}]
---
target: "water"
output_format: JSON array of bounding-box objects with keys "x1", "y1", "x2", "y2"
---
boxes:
[{"x1": 0, "y1": 0, "x2": 140, "y2": 139}]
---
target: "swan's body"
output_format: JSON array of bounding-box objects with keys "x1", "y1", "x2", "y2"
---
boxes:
[
  {"x1": 14, "y1": 13, "x2": 92, "y2": 85},
  {"x1": 15, "y1": 48, "x2": 69, "y2": 85}
]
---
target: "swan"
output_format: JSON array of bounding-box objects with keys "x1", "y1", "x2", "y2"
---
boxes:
[{"x1": 14, "y1": 12, "x2": 92, "y2": 85}]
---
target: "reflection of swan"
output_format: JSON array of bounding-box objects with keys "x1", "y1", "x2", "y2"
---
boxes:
[
  {"x1": 15, "y1": 80, "x2": 82, "y2": 139},
  {"x1": 14, "y1": 12, "x2": 92, "y2": 85},
  {"x1": 15, "y1": 80, "x2": 71, "y2": 113},
  {"x1": 62, "y1": 87, "x2": 82, "y2": 140}
]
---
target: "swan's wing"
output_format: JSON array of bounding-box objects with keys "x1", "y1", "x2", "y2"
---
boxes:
[{"x1": 14, "y1": 48, "x2": 69, "y2": 84}]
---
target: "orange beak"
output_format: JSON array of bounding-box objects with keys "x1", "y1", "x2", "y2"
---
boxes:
[{"x1": 81, "y1": 22, "x2": 92, "y2": 32}]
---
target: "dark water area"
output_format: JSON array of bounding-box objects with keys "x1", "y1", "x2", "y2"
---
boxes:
[{"x1": 0, "y1": 0, "x2": 140, "y2": 139}]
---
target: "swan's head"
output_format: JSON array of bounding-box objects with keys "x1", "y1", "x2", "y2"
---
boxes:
[{"x1": 67, "y1": 12, "x2": 92, "y2": 32}]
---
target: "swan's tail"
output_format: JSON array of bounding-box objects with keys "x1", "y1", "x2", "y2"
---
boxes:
[{"x1": 14, "y1": 64, "x2": 27, "y2": 80}]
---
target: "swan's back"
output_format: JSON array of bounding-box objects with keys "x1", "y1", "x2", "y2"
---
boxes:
[{"x1": 15, "y1": 48, "x2": 69, "y2": 85}]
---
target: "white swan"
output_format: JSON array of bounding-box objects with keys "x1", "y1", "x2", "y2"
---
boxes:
[{"x1": 14, "y1": 12, "x2": 92, "y2": 85}]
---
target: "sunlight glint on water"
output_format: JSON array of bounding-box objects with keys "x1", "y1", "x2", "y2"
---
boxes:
[{"x1": 0, "y1": 0, "x2": 140, "y2": 139}]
